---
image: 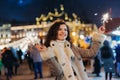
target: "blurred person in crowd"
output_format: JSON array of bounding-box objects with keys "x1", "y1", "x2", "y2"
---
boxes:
[
  {"x1": 17, "y1": 47, "x2": 23, "y2": 64},
  {"x1": 10, "y1": 47, "x2": 19, "y2": 75},
  {"x1": 115, "y1": 43, "x2": 120, "y2": 77},
  {"x1": 1, "y1": 47, "x2": 16, "y2": 80},
  {"x1": 0, "y1": 51, "x2": 3, "y2": 77},
  {"x1": 30, "y1": 44, "x2": 43, "y2": 79},
  {"x1": 37, "y1": 19, "x2": 106, "y2": 80},
  {"x1": 100, "y1": 40, "x2": 115, "y2": 80},
  {"x1": 25, "y1": 45, "x2": 34, "y2": 71},
  {"x1": 92, "y1": 51, "x2": 102, "y2": 77}
]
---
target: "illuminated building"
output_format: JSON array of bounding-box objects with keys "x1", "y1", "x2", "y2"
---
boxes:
[
  {"x1": 0, "y1": 24, "x2": 11, "y2": 45},
  {"x1": 0, "y1": 5, "x2": 98, "y2": 49}
]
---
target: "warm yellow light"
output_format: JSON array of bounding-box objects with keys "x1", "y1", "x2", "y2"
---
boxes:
[
  {"x1": 60, "y1": 4, "x2": 64, "y2": 11},
  {"x1": 79, "y1": 34, "x2": 84, "y2": 39},
  {"x1": 72, "y1": 32, "x2": 76, "y2": 36}
]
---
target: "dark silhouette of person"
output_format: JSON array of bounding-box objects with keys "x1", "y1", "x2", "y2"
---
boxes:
[
  {"x1": 100, "y1": 40, "x2": 115, "y2": 80},
  {"x1": 2, "y1": 47, "x2": 16, "y2": 80},
  {"x1": 92, "y1": 51, "x2": 102, "y2": 77},
  {"x1": 115, "y1": 43, "x2": 120, "y2": 77},
  {"x1": 17, "y1": 48, "x2": 23, "y2": 64},
  {"x1": 25, "y1": 49, "x2": 33, "y2": 71},
  {"x1": 10, "y1": 47, "x2": 19, "y2": 75}
]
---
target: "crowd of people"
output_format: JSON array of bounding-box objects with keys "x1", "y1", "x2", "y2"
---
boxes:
[
  {"x1": 0, "y1": 19, "x2": 120, "y2": 80},
  {"x1": 92, "y1": 40, "x2": 120, "y2": 80},
  {"x1": 0, "y1": 47, "x2": 23, "y2": 80}
]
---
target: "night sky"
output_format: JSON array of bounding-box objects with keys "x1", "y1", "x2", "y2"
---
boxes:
[{"x1": 0, "y1": 0, "x2": 120, "y2": 27}]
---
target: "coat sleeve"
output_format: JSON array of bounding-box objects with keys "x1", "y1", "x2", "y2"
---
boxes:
[
  {"x1": 72, "y1": 44, "x2": 98, "y2": 59},
  {"x1": 72, "y1": 32, "x2": 106, "y2": 58},
  {"x1": 40, "y1": 47, "x2": 55, "y2": 61}
]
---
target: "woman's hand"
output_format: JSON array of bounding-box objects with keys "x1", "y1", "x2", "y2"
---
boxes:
[
  {"x1": 40, "y1": 45, "x2": 47, "y2": 51},
  {"x1": 36, "y1": 44, "x2": 47, "y2": 52},
  {"x1": 98, "y1": 25, "x2": 106, "y2": 34}
]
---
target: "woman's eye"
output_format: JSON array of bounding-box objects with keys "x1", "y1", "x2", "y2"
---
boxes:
[{"x1": 64, "y1": 29, "x2": 67, "y2": 31}]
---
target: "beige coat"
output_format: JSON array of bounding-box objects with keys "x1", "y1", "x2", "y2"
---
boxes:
[
  {"x1": 40, "y1": 32, "x2": 106, "y2": 80},
  {"x1": 41, "y1": 40, "x2": 77, "y2": 80},
  {"x1": 70, "y1": 32, "x2": 106, "y2": 80},
  {"x1": 71, "y1": 41, "x2": 102, "y2": 80}
]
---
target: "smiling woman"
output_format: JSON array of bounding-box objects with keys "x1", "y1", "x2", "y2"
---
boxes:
[{"x1": 37, "y1": 19, "x2": 106, "y2": 80}]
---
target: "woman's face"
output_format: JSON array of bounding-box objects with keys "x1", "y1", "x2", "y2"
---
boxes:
[{"x1": 57, "y1": 24, "x2": 68, "y2": 40}]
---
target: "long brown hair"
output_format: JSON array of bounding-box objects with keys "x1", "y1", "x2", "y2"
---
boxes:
[{"x1": 44, "y1": 20, "x2": 71, "y2": 47}]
